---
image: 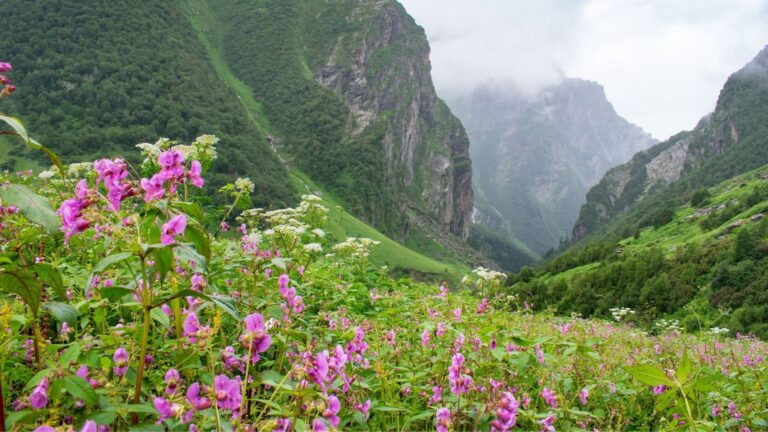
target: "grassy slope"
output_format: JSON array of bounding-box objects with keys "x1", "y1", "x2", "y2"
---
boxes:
[
  {"x1": 180, "y1": 0, "x2": 467, "y2": 280},
  {"x1": 542, "y1": 165, "x2": 768, "y2": 279}
]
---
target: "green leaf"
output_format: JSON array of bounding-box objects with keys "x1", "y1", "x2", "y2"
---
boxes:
[
  {"x1": 0, "y1": 184, "x2": 59, "y2": 233},
  {"x1": 209, "y1": 295, "x2": 240, "y2": 320},
  {"x1": 153, "y1": 246, "x2": 173, "y2": 283},
  {"x1": 691, "y1": 375, "x2": 720, "y2": 392},
  {"x1": 258, "y1": 370, "x2": 295, "y2": 391},
  {"x1": 30, "y1": 263, "x2": 66, "y2": 300},
  {"x1": 173, "y1": 202, "x2": 205, "y2": 224},
  {"x1": 100, "y1": 287, "x2": 135, "y2": 302},
  {"x1": 124, "y1": 404, "x2": 160, "y2": 414},
  {"x1": 655, "y1": 388, "x2": 677, "y2": 412},
  {"x1": 44, "y1": 301, "x2": 78, "y2": 325},
  {"x1": 272, "y1": 257, "x2": 290, "y2": 270},
  {"x1": 60, "y1": 343, "x2": 82, "y2": 364},
  {"x1": 150, "y1": 307, "x2": 170, "y2": 329},
  {"x1": 0, "y1": 269, "x2": 42, "y2": 314},
  {"x1": 184, "y1": 224, "x2": 211, "y2": 264},
  {"x1": 676, "y1": 351, "x2": 692, "y2": 383},
  {"x1": 624, "y1": 365, "x2": 672, "y2": 386},
  {"x1": 0, "y1": 114, "x2": 64, "y2": 173},
  {"x1": 63, "y1": 375, "x2": 98, "y2": 405},
  {"x1": 24, "y1": 369, "x2": 52, "y2": 391},
  {"x1": 175, "y1": 242, "x2": 206, "y2": 270}
]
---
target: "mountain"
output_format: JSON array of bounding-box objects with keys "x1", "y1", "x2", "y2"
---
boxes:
[
  {"x1": 0, "y1": 0, "x2": 476, "y2": 266},
  {"x1": 449, "y1": 79, "x2": 656, "y2": 254},
  {"x1": 510, "y1": 163, "x2": 768, "y2": 338},
  {"x1": 572, "y1": 44, "x2": 768, "y2": 242}
]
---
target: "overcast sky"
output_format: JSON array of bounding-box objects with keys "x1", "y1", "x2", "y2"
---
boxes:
[{"x1": 399, "y1": 0, "x2": 768, "y2": 140}]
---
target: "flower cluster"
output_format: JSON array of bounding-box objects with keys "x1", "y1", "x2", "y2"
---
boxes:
[{"x1": 0, "y1": 61, "x2": 15, "y2": 96}]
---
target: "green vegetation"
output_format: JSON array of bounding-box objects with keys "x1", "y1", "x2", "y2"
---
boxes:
[
  {"x1": 0, "y1": 0, "x2": 293, "y2": 207},
  {"x1": 510, "y1": 165, "x2": 768, "y2": 338}
]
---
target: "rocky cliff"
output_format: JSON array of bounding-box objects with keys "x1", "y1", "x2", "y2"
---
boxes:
[
  {"x1": 214, "y1": 0, "x2": 472, "y2": 241},
  {"x1": 572, "y1": 44, "x2": 768, "y2": 241},
  {"x1": 450, "y1": 79, "x2": 656, "y2": 253}
]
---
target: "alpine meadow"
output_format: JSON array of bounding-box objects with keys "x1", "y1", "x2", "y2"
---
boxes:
[{"x1": 1, "y1": 1, "x2": 768, "y2": 432}]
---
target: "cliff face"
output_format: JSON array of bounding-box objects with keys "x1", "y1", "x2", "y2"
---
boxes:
[
  {"x1": 314, "y1": 0, "x2": 473, "y2": 240},
  {"x1": 572, "y1": 45, "x2": 768, "y2": 241},
  {"x1": 450, "y1": 79, "x2": 656, "y2": 253},
  {"x1": 215, "y1": 0, "x2": 472, "y2": 241}
]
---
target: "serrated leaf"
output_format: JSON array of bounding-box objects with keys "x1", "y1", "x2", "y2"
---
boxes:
[
  {"x1": 0, "y1": 183, "x2": 59, "y2": 232},
  {"x1": 124, "y1": 404, "x2": 160, "y2": 414},
  {"x1": 44, "y1": 301, "x2": 78, "y2": 325},
  {"x1": 655, "y1": 387, "x2": 677, "y2": 412},
  {"x1": 87, "y1": 411, "x2": 118, "y2": 425},
  {"x1": 63, "y1": 375, "x2": 98, "y2": 405},
  {"x1": 30, "y1": 263, "x2": 66, "y2": 300},
  {"x1": 0, "y1": 269, "x2": 42, "y2": 313},
  {"x1": 92, "y1": 252, "x2": 134, "y2": 273},
  {"x1": 624, "y1": 365, "x2": 672, "y2": 386},
  {"x1": 259, "y1": 370, "x2": 295, "y2": 391},
  {"x1": 60, "y1": 343, "x2": 82, "y2": 364},
  {"x1": 691, "y1": 375, "x2": 720, "y2": 392},
  {"x1": 184, "y1": 224, "x2": 211, "y2": 264}
]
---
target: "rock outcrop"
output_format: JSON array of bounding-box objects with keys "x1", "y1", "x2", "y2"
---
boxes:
[{"x1": 572, "y1": 44, "x2": 768, "y2": 241}]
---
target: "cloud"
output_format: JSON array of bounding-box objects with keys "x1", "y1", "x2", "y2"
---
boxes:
[{"x1": 399, "y1": 0, "x2": 768, "y2": 139}]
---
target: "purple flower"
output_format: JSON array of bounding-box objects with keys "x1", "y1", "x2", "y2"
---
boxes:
[
  {"x1": 80, "y1": 420, "x2": 98, "y2": 432},
  {"x1": 540, "y1": 413, "x2": 556, "y2": 432},
  {"x1": 187, "y1": 382, "x2": 213, "y2": 411},
  {"x1": 161, "y1": 214, "x2": 187, "y2": 245},
  {"x1": 165, "y1": 368, "x2": 181, "y2": 395},
  {"x1": 453, "y1": 308, "x2": 462, "y2": 322},
  {"x1": 312, "y1": 418, "x2": 327, "y2": 432},
  {"x1": 436, "y1": 407, "x2": 451, "y2": 432},
  {"x1": 579, "y1": 387, "x2": 589, "y2": 405},
  {"x1": 191, "y1": 273, "x2": 206, "y2": 291},
  {"x1": 33, "y1": 427, "x2": 56, "y2": 432},
  {"x1": 711, "y1": 404, "x2": 720, "y2": 417},
  {"x1": 183, "y1": 312, "x2": 202, "y2": 343},
  {"x1": 188, "y1": 160, "x2": 204, "y2": 188},
  {"x1": 0, "y1": 62, "x2": 11, "y2": 73},
  {"x1": 490, "y1": 391, "x2": 519, "y2": 432},
  {"x1": 541, "y1": 387, "x2": 557, "y2": 409},
  {"x1": 94, "y1": 158, "x2": 132, "y2": 210},
  {"x1": 29, "y1": 377, "x2": 50, "y2": 410},
  {"x1": 140, "y1": 174, "x2": 166, "y2": 202},
  {"x1": 448, "y1": 353, "x2": 472, "y2": 395},
  {"x1": 274, "y1": 418, "x2": 292, "y2": 432},
  {"x1": 421, "y1": 329, "x2": 432, "y2": 347},
  {"x1": 57, "y1": 196, "x2": 90, "y2": 244},
  {"x1": 158, "y1": 150, "x2": 186, "y2": 182},
  {"x1": 214, "y1": 374, "x2": 242, "y2": 412},
  {"x1": 154, "y1": 396, "x2": 181, "y2": 423},
  {"x1": 322, "y1": 395, "x2": 341, "y2": 427},
  {"x1": 431, "y1": 386, "x2": 443, "y2": 404},
  {"x1": 113, "y1": 347, "x2": 128, "y2": 377},
  {"x1": 240, "y1": 312, "x2": 271, "y2": 362},
  {"x1": 355, "y1": 399, "x2": 371, "y2": 421},
  {"x1": 653, "y1": 385, "x2": 667, "y2": 395}
]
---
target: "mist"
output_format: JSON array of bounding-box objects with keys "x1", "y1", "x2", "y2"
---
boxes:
[{"x1": 399, "y1": 0, "x2": 768, "y2": 139}]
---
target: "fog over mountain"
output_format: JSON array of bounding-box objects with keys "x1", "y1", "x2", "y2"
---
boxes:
[{"x1": 399, "y1": 0, "x2": 768, "y2": 140}]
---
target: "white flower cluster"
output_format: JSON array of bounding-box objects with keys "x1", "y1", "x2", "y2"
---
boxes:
[
  {"x1": 654, "y1": 318, "x2": 682, "y2": 334},
  {"x1": 38, "y1": 169, "x2": 57, "y2": 179},
  {"x1": 709, "y1": 327, "x2": 730, "y2": 336},
  {"x1": 234, "y1": 177, "x2": 255, "y2": 194},
  {"x1": 471, "y1": 266, "x2": 507, "y2": 283},
  {"x1": 67, "y1": 162, "x2": 93, "y2": 177},
  {"x1": 303, "y1": 243, "x2": 323, "y2": 253},
  {"x1": 609, "y1": 307, "x2": 636, "y2": 322},
  {"x1": 136, "y1": 135, "x2": 218, "y2": 166},
  {"x1": 332, "y1": 237, "x2": 381, "y2": 258}
]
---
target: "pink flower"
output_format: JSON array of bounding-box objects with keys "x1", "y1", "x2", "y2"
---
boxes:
[
  {"x1": 491, "y1": 391, "x2": 519, "y2": 432},
  {"x1": 240, "y1": 312, "x2": 271, "y2": 362},
  {"x1": 453, "y1": 308, "x2": 462, "y2": 322},
  {"x1": 437, "y1": 322, "x2": 445, "y2": 337},
  {"x1": 57, "y1": 190, "x2": 91, "y2": 244},
  {"x1": 165, "y1": 368, "x2": 181, "y2": 395},
  {"x1": 312, "y1": 418, "x2": 327, "y2": 432},
  {"x1": 421, "y1": 329, "x2": 432, "y2": 347},
  {"x1": 448, "y1": 353, "x2": 472, "y2": 395},
  {"x1": 431, "y1": 386, "x2": 443, "y2": 404},
  {"x1": 541, "y1": 387, "x2": 557, "y2": 409},
  {"x1": 161, "y1": 214, "x2": 187, "y2": 245},
  {"x1": 540, "y1": 413, "x2": 556, "y2": 432},
  {"x1": 477, "y1": 298, "x2": 488, "y2": 314},
  {"x1": 323, "y1": 395, "x2": 341, "y2": 427},
  {"x1": 154, "y1": 396, "x2": 181, "y2": 424},
  {"x1": 140, "y1": 174, "x2": 166, "y2": 202},
  {"x1": 188, "y1": 160, "x2": 204, "y2": 188},
  {"x1": 653, "y1": 385, "x2": 667, "y2": 395},
  {"x1": 29, "y1": 377, "x2": 50, "y2": 410},
  {"x1": 355, "y1": 399, "x2": 371, "y2": 420},
  {"x1": 213, "y1": 375, "x2": 242, "y2": 412},
  {"x1": 0, "y1": 62, "x2": 11, "y2": 72},
  {"x1": 113, "y1": 347, "x2": 128, "y2": 376},
  {"x1": 436, "y1": 407, "x2": 451, "y2": 432},
  {"x1": 579, "y1": 387, "x2": 589, "y2": 405},
  {"x1": 187, "y1": 382, "x2": 213, "y2": 411},
  {"x1": 158, "y1": 150, "x2": 186, "y2": 182}
]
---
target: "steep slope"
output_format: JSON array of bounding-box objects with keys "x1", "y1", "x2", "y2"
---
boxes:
[
  {"x1": 210, "y1": 0, "x2": 473, "y2": 243},
  {"x1": 510, "y1": 163, "x2": 768, "y2": 338},
  {"x1": 450, "y1": 79, "x2": 656, "y2": 254},
  {"x1": 573, "y1": 44, "x2": 768, "y2": 241},
  {"x1": 0, "y1": 0, "x2": 294, "y2": 206}
]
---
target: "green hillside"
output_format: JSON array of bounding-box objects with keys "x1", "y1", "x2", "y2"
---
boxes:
[
  {"x1": 0, "y1": 0, "x2": 293, "y2": 206},
  {"x1": 510, "y1": 165, "x2": 768, "y2": 338}
]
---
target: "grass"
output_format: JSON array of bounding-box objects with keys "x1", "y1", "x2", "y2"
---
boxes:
[{"x1": 289, "y1": 171, "x2": 468, "y2": 280}]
